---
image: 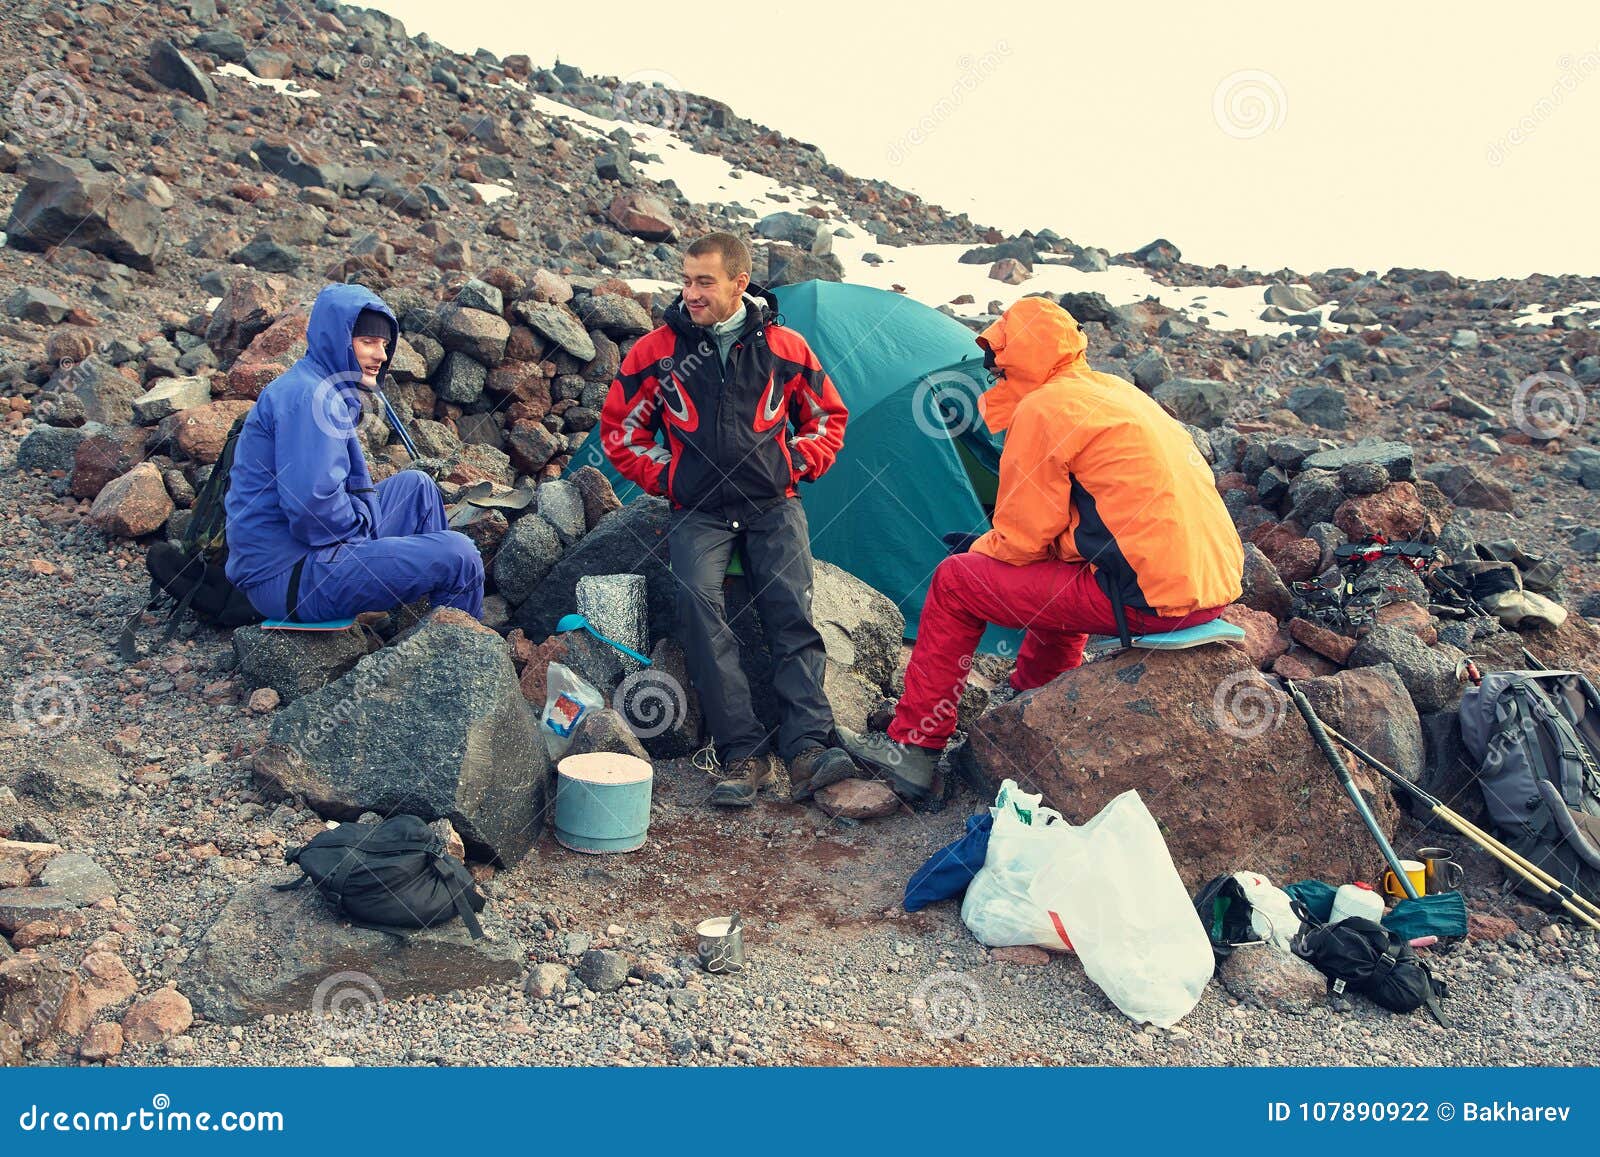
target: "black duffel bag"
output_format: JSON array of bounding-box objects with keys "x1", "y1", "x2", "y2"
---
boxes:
[
  {"x1": 276, "y1": 815, "x2": 486, "y2": 939},
  {"x1": 1291, "y1": 901, "x2": 1449, "y2": 1026}
]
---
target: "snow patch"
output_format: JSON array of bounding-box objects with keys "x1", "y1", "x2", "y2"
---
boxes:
[
  {"x1": 214, "y1": 64, "x2": 321, "y2": 99},
  {"x1": 469, "y1": 182, "x2": 515, "y2": 206},
  {"x1": 1513, "y1": 300, "x2": 1600, "y2": 327}
]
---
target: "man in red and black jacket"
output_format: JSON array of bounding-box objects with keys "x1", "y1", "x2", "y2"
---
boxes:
[{"x1": 600, "y1": 233, "x2": 855, "y2": 807}]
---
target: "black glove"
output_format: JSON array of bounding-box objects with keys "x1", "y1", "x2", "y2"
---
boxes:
[{"x1": 942, "y1": 532, "x2": 981, "y2": 555}]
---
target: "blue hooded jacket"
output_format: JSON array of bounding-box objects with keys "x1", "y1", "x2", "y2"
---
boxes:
[{"x1": 224, "y1": 284, "x2": 399, "y2": 592}]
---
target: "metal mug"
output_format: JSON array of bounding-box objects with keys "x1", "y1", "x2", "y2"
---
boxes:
[
  {"x1": 1418, "y1": 847, "x2": 1464, "y2": 893},
  {"x1": 695, "y1": 916, "x2": 745, "y2": 974}
]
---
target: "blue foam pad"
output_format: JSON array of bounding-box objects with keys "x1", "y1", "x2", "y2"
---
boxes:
[
  {"x1": 1131, "y1": 619, "x2": 1246, "y2": 650},
  {"x1": 261, "y1": 618, "x2": 358, "y2": 631}
]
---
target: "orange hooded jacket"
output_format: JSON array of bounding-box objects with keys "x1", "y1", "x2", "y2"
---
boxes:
[{"x1": 969, "y1": 297, "x2": 1243, "y2": 620}]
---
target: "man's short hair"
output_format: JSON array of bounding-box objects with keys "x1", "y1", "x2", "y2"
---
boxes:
[{"x1": 686, "y1": 232, "x2": 751, "y2": 280}]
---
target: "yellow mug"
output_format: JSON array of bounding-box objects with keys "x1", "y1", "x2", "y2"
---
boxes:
[{"x1": 1382, "y1": 859, "x2": 1427, "y2": 899}]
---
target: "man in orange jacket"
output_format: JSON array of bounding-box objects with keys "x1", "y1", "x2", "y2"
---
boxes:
[{"x1": 840, "y1": 297, "x2": 1244, "y2": 799}]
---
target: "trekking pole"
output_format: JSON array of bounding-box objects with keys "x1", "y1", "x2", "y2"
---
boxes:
[
  {"x1": 1281, "y1": 678, "x2": 1421, "y2": 900},
  {"x1": 1322, "y1": 723, "x2": 1600, "y2": 930}
]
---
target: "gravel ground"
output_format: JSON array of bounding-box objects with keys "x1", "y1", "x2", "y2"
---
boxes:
[{"x1": 4, "y1": 436, "x2": 1598, "y2": 1070}]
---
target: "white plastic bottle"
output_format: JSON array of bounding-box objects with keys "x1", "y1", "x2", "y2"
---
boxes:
[{"x1": 1330, "y1": 881, "x2": 1385, "y2": 925}]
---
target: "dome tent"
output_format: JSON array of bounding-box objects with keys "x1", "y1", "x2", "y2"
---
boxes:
[{"x1": 570, "y1": 280, "x2": 1012, "y2": 647}]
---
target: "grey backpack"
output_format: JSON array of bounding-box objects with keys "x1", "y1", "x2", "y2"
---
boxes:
[{"x1": 1459, "y1": 670, "x2": 1600, "y2": 905}]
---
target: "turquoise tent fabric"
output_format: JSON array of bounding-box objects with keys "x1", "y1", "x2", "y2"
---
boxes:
[{"x1": 569, "y1": 280, "x2": 1015, "y2": 649}]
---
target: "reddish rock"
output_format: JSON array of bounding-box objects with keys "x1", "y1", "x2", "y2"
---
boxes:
[
  {"x1": 76, "y1": 951, "x2": 138, "y2": 1025},
  {"x1": 1288, "y1": 617, "x2": 1355, "y2": 664},
  {"x1": 1272, "y1": 650, "x2": 1339, "y2": 680},
  {"x1": 606, "y1": 192, "x2": 678, "y2": 242},
  {"x1": 1467, "y1": 912, "x2": 1518, "y2": 942},
  {"x1": 989, "y1": 257, "x2": 1030, "y2": 284},
  {"x1": 224, "y1": 309, "x2": 308, "y2": 398},
  {"x1": 77, "y1": 1021, "x2": 123, "y2": 1060},
  {"x1": 517, "y1": 635, "x2": 570, "y2": 706},
  {"x1": 88, "y1": 461, "x2": 173, "y2": 537},
  {"x1": 1249, "y1": 521, "x2": 1303, "y2": 558},
  {"x1": 120, "y1": 988, "x2": 192, "y2": 1044},
  {"x1": 1373, "y1": 600, "x2": 1438, "y2": 645},
  {"x1": 10, "y1": 921, "x2": 66, "y2": 949},
  {"x1": 505, "y1": 420, "x2": 560, "y2": 475},
  {"x1": 70, "y1": 427, "x2": 146, "y2": 499},
  {"x1": 1333, "y1": 481, "x2": 1427, "y2": 542},
  {"x1": 991, "y1": 945, "x2": 1052, "y2": 965},
  {"x1": 570, "y1": 465, "x2": 622, "y2": 530},
  {"x1": 0, "y1": 954, "x2": 85, "y2": 1045},
  {"x1": 247, "y1": 687, "x2": 280, "y2": 713},
  {"x1": 205, "y1": 276, "x2": 287, "y2": 365},
  {"x1": 175, "y1": 400, "x2": 253, "y2": 464},
  {"x1": 814, "y1": 778, "x2": 899, "y2": 820},
  {"x1": 1220, "y1": 603, "x2": 1288, "y2": 669},
  {"x1": 960, "y1": 645, "x2": 1398, "y2": 888},
  {"x1": 488, "y1": 361, "x2": 552, "y2": 416},
  {"x1": 1269, "y1": 537, "x2": 1322, "y2": 583}
]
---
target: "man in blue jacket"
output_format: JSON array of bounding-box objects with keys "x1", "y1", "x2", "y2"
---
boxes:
[{"x1": 224, "y1": 283, "x2": 484, "y2": 623}]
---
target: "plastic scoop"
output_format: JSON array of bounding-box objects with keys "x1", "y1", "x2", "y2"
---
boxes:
[{"x1": 556, "y1": 613, "x2": 652, "y2": 667}]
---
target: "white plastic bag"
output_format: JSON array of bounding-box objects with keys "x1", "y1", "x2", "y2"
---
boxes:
[
  {"x1": 540, "y1": 662, "x2": 604, "y2": 758},
  {"x1": 960, "y1": 780, "x2": 1075, "y2": 949},
  {"x1": 1029, "y1": 791, "x2": 1213, "y2": 1027},
  {"x1": 1232, "y1": 871, "x2": 1299, "y2": 955}
]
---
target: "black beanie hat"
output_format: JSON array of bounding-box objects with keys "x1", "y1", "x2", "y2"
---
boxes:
[{"x1": 352, "y1": 307, "x2": 392, "y2": 340}]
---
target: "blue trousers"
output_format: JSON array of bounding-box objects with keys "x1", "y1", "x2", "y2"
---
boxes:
[{"x1": 243, "y1": 470, "x2": 484, "y2": 622}]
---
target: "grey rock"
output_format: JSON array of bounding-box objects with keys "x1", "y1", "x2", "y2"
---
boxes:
[
  {"x1": 513, "y1": 497, "x2": 674, "y2": 641},
  {"x1": 17, "y1": 423, "x2": 95, "y2": 472},
  {"x1": 564, "y1": 707, "x2": 650, "y2": 762},
  {"x1": 1301, "y1": 441, "x2": 1413, "y2": 482},
  {"x1": 1420, "y1": 463, "x2": 1515, "y2": 513},
  {"x1": 575, "y1": 573, "x2": 647, "y2": 676},
  {"x1": 38, "y1": 853, "x2": 116, "y2": 904},
  {"x1": 635, "y1": 637, "x2": 703, "y2": 759},
  {"x1": 254, "y1": 611, "x2": 551, "y2": 865},
  {"x1": 232, "y1": 622, "x2": 371, "y2": 704},
  {"x1": 1347, "y1": 625, "x2": 1462, "y2": 714},
  {"x1": 1128, "y1": 349, "x2": 1172, "y2": 391},
  {"x1": 64, "y1": 359, "x2": 141, "y2": 426},
  {"x1": 454, "y1": 279, "x2": 503, "y2": 314},
  {"x1": 1239, "y1": 543, "x2": 1292, "y2": 620},
  {"x1": 1337, "y1": 460, "x2": 1389, "y2": 496},
  {"x1": 0, "y1": 887, "x2": 86, "y2": 933},
  {"x1": 1285, "y1": 469, "x2": 1345, "y2": 529},
  {"x1": 526, "y1": 962, "x2": 569, "y2": 999},
  {"x1": 19, "y1": 736, "x2": 123, "y2": 808},
  {"x1": 436, "y1": 304, "x2": 509, "y2": 368},
  {"x1": 434, "y1": 351, "x2": 488, "y2": 404},
  {"x1": 147, "y1": 38, "x2": 217, "y2": 102},
  {"x1": 537, "y1": 479, "x2": 587, "y2": 547},
  {"x1": 132, "y1": 375, "x2": 211, "y2": 424},
  {"x1": 1151, "y1": 378, "x2": 1235, "y2": 428},
  {"x1": 4, "y1": 153, "x2": 163, "y2": 272},
  {"x1": 493, "y1": 514, "x2": 563, "y2": 606},
  {"x1": 755, "y1": 211, "x2": 830, "y2": 251},
  {"x1": 576, "y1": 293, "x2": 653, "y2": 339},
  {"x1": 577, "y1": 949, "x2": 630, "y2": 993},
  {"x1": 1265, "y1": 436, "x2": 1323, "y2": 471},
  {"x1": 192, "y1": 29, "x2": 247, "y2": 62},
  {"x1": 1286, "y1": 384, "x2": 1347, "y2": 428},
  {"x1": 178, "y1": 882, "x2": 524, "y2": 1025},
  {"x1": 1265, "y1": 283, "x2": 1320, "y2": 312},
  {"x1": 230, "y1": 234, "x2": 302, "y2": 273},
  {"x1": 5, "y1": 285, "x2": 70, "y2": 324},
  {"x1": 1297, "y1": 664, "x2": 1423, "y2": 782},
  {"x1": 512, "y1": 301, "x2": 596, "y2": 361}
]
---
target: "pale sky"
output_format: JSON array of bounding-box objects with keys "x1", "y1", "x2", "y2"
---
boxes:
[{"x1": 373, "y1": 1, "x2": 1600, "y2": 281}]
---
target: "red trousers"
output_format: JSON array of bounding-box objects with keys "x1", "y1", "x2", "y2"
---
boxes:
[{"x1": 889, "y1": 551, "x2": 1225, "y2": 749}]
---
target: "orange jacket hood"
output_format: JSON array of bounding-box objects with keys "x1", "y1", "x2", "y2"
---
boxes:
[{"x1": 977, "y1": 298, "x2": 1089, "y2": 433}]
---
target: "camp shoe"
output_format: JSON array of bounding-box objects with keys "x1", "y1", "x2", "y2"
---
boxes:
[
  {"x1": 786, "y1": 744, "x2": 857, "y2": 802},
  {"x1": 710, "y1": 754, "x2": 776, "y2": 807},
  {"x1": 836, "y1": 726, "x2": 936, "y2": 803}
]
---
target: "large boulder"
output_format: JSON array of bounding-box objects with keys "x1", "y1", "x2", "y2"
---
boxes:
[
  {"x1": 253, "y1": 610, "x2": 550, "y2": 864},
  {"x1": 178, "y1": 882, "x2": 524, "y2": 1025},
  {"x1": 87, "y1": 461, "x2": 173, "y2": 537},
  {"x1": 1151, "y1": 378, "x2": 1236, "y2": 428},
  {"x1": 4, "y1": 154, "x2": 163, "y2": 271},
  {"x1": 955, "y1": 644, "x2": 1400, "y2": 888}
]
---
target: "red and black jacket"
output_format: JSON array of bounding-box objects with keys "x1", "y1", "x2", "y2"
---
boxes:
[{"x1": 599, "y1": 287, "x2": 848, "y2": 523}]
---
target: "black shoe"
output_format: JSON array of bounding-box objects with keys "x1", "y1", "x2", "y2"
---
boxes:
[
  {"x1": 710, "y1": 754, "x2": 776, "y2": 807},
  {"x1": 787, "y1": 745, "x2": 857, "y2": 802},
  {"x1": 836, "y1": 726, "x2": 937, "y2": 803}
]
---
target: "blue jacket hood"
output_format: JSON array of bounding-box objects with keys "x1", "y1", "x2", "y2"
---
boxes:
[{"x1": 306, "y1": 283, "x2": 398, "y2": 389}]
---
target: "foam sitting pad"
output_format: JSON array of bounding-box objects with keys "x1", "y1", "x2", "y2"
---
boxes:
[
  {"x1": 1130, "y1": 619, "x2": 1247, "y2": 650},
  {"x1": 260, "y1": 618, "x2": 358, "y2": 632}
]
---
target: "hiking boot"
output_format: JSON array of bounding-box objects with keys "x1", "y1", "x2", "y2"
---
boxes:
[
  {"x1": 836, "y1": 726, "x2": 937, "y2": 803},
  {"x1": 710, "y1": 753, "x2": 776, "y2": 807},
  {"x1": 786, "y1": 744, "x2": 857, "y2": 802}
]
